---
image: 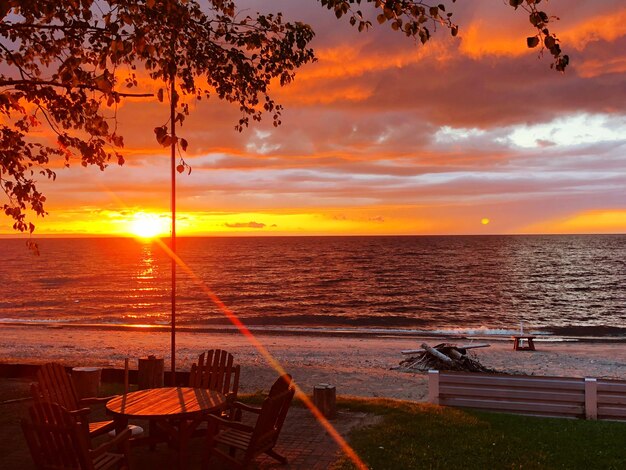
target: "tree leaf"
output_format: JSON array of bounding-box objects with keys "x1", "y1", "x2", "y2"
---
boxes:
[{"x1": 527, "y1": 36, "x2": 540, "y2": 48}]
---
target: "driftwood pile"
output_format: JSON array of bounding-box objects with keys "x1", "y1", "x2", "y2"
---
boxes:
[{"x1": 394, "y1": 342, "x2": 493, "y2": 373}]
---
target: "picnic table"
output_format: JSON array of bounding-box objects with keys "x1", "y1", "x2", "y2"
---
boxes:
[
  {"x1": 106, "y1": 387, "x2": 226, "y2": 468},
  {"x1": 512, "y1": 335, "x2": 536, "y2": 351}
]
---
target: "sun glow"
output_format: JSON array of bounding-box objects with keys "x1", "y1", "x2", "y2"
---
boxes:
[{"x1": 129, "y1": 213, "x2": 168, "y2": 239}]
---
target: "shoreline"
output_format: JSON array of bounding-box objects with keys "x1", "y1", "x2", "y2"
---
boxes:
[
  {"x1": 1, "y1": 324, "x2": 625, "y2": 401},
  {"x1": 0, "y1": 321, "x2": 624, "y2": 343}
]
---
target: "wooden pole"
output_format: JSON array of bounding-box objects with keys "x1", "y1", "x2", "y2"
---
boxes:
[
  {"x1": 313, "y1": 384, "x2": 337, "y2": 419},
  {"x1": 584, "y1": 378, "x2": 598, "y2": 420},
  {"x1": 124, "y1": 358, "x2": 129, "y2": 394},
  {"x1": 428, "y1": 370, "x2": 440, "y2": 405},
  {"x1": 138, "y1": 356, "x2": 165, "y2": 390},
  {"x1": 170, "y1": 63, "x2": 177, "y2": 385}
]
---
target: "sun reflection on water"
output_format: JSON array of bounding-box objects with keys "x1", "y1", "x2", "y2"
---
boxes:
[{"x1": 137, "y1": 244, "x2": 155, "y2": 280}]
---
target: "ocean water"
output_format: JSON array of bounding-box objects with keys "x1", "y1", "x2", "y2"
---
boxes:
[{"x1": 1, "y1": 235, "x2": 624, "y2": 339}]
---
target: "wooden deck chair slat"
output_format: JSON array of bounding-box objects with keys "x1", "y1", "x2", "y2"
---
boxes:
[
  {"x1": 214, "y1": 350, "x2": 227, "y2": 391},
  {"x1": 222, "y1": 355, "x2": 234, "y2": 395},
  {"x1": 189, "y1": 363, "x2": 199, "y2": 388},
  {"x1": 202, "y1": 350, "x2": 215, "y2": 389}
]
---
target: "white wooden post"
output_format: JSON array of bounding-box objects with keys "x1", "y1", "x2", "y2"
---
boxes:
[
  {"x1": 584, "y1": 378, "x2": 598, "y2": 420},
  {"x1": 428, "y1": 370, "x2": 440, "y2": 405}
]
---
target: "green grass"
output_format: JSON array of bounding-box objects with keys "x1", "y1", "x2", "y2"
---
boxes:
[{"x1": 334, "y1": 397, "x2": 626, "y2": 470}]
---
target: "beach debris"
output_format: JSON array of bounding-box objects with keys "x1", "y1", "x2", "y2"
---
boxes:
[
  {"x1": 400, "y1": 343, "x2": 490, "y2": 355},
  {"x1": 394, "y1": 342, "x2": 493, "y2": 373}
]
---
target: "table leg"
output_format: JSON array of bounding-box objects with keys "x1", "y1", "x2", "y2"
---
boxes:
[
  {"x1": 175, "y1": 416, "x2": 205, "y2": 469},
  {"x1": 114, "y1": 416, "x2": 128, "y2": 435},
  {"x1": 149, "y1": 419, "x2": 159, "y2": 451},
  {"x1": 177, "y1": 419, "x2": 190, "y2": 470},
  {"x1": 113, "y1": 416, "x2": 129, "y2": 453}
]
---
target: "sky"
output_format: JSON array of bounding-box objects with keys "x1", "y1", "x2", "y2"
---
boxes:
[{"x1": 5, "y1": 0, "x2": 626, "y2": 237}]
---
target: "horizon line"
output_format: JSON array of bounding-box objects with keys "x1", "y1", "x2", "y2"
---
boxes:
[{"x1": 1, "y1": 232, "x2": 624, "y2": 239}]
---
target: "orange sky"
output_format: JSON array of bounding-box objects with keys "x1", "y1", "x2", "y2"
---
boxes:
[{"x1": 4, "y1": 0, "x2": 626, "y2": 237}]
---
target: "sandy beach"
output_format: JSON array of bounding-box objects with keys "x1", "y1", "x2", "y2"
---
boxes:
[{"x1": 1, "y1": 325, "x2": 625, "y2": 400}]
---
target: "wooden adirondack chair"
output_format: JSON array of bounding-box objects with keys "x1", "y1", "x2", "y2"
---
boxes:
[
  {"x1": 33, "y1": 362, "x2": 116, "y2": 439},
  {"x1": 21, "y1": 401, "x2": 130, "y2": 470},
  {"x1": 203, "y1": 375, "x2": 295, "y2": 469},
  {"x1": 189, "y1": 349, "x2": 240, "y2": 395},
  {"x1": 189, "y1": 349, "x2": 240, "y2": 417}
]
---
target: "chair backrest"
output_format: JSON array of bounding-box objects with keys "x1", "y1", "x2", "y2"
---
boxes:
[
  {"x1": 22, "y1": 402, "x2": 94, "y2": 470},
  {"x1": 247, "y1": 375, "x2": 295, "y2": 455},
  {"x1": 36, "y1": 363, "x2": 80, "y2": 411},
  {"x1": 268, "y1": 374, "x2": 292, "y2": 397},
  {"x1": 188, "y1": 349, "x2": 240, "y2": 396}
]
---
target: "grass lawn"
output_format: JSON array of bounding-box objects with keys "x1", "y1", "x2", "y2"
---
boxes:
[{"x1": 334, "y1": 397, "x2": 626, "y2": 470}]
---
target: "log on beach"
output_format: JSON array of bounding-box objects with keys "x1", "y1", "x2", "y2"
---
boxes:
[
  {"x1": 401, "y1": 343, "x2": 490, "y2": 355},
  {"x1": 421, "y1": 343, "x2": 454, "y2": 365},
  {"x1": 395, "y1": 342, "x2": 494, "y2": 373}
]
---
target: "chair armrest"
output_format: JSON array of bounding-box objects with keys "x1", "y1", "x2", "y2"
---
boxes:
[
  {"x1": 79, "y1": 395, "x2": 117, "y2": 406},
  {"x1": 90, "y1": 427, "x2": 131, "y2": 458},
  {"x1": 68, "y1": 407, "x2": 92, "y2": 418},
  {"x1": 232, "y1": 401, "x2": 261, "y2": 414},
  {"x1": 207, "y1": 414, "x2": 254, "y2": 433}
]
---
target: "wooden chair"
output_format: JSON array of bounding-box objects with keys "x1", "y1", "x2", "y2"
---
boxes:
[
  {"x1": 21, "y1": 401, "x2": 130, "y2": 470},
  {"x1": 189, "y1": 349, "x2": 240, "y2": 395},
  {"x1": 204, "y1": 375, "x2": 295, "y2": 469},
  {"x1": 189, "y1": 349, "x2": 240, "y2": 417},
  {"x1": 33, "y1": 362, "x2": 116, "y2": 439}
]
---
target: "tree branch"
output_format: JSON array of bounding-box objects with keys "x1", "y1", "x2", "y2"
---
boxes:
[
  {"x1": 1, "y1": 22, "x2": 109, "y2": 33},
  {"x1": 0, "y1": 79, "x2": 153, "y2": 97}
]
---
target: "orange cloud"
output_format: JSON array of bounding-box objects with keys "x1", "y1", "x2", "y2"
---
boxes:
[
  {"x1": 459, "y1": 19, "x2": 528, "y2": 58},
  {"x1": 459, "y1": 6, "x2": 626, "y2": 60},
  {"x1": 279, "y1": 83, "x2": 374, "y2": 105},
  {"x1": 520, "y1": 210, "x2": 626, "y2": 234},
  {"x1": 575, "y1": 56, "x2": 626, "y2": 79},
  {"x1": 304, "y1": 42, "x2": 444, "y2": 80},
  {"x1": 561, "y1": 8, "x2": 626, "y2": 50},
  {"x1": 276, "y1": 40, "x2": 453, "y2": 105}
]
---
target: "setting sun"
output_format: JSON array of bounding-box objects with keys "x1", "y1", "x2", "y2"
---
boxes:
[{"x1": 129, "y1": 213, "x2": 168, "y2": 238}]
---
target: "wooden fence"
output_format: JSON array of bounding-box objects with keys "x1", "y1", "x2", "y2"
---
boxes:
[{"x1": 428, "y1": 370, "x2": 626, "y2": 421}]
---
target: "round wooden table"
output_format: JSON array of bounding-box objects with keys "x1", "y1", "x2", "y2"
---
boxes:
[{"x1": 107, "y1": 387, "x2": 226, "y2": 468}]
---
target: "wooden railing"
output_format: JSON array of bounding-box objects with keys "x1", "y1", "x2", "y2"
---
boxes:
[
  {"x1": 428, "y1": 370, "x2": 626, "y2": 421},
  {"x1": 597, "y1": 378, "x2": 626, "y2": 421}
]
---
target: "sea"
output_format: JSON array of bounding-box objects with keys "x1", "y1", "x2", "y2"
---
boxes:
[{"x1": 1, "y1": 235, "x2": 625, "y2": 341}]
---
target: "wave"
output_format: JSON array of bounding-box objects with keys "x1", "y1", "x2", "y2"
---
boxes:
[{"x1": 1, "y1": 317, "x2": 625, "y2": 342}]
